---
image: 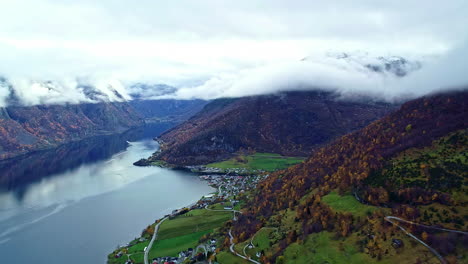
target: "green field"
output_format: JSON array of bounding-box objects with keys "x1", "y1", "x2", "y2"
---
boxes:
[
  {"x1": 127, "y1": 240, "x2": 149, "y2": 254},
  {"x1": 207, "y1": 152, "x2": 304, "y2": 172},
  {"x1": 149, "y1": 209, "x2": 232, "y2": 258},
  {"x1": 282, "y1": 231, "x2": 440, "y2": 264},
  {"x1": 216, "y1": 251, "x2": 250, "y2": 264},
  {"x1": 129, "y1": 253, "x2": 144, "y2": 264},
  {"x1": 322, "y1": 191, "x2": 376, "y2": 217},
  {"x1": 208, "y1": 202, "x2": 232, "y2": 210},
  {"x1": 108, "y1": 239, "x2": 148, "y2": 264},
  {"x1": 149, "y1": 230, "x2": 211, "y2": 258}
]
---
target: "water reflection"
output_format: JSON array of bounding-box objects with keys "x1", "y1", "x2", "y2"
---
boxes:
[
  {"x1": 0, "y1": 123, "x2": 214, "y2": 264},
  {"x1": 0, "y1": 123, "x2": 174, "y2": 192}
]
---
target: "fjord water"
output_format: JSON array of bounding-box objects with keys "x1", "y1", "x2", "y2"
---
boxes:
[{"x1": 0, "y1": 124, "x2": 214, "y2": 264}]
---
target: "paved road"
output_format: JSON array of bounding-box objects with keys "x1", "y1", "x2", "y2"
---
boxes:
[
  {"x1": 144, "y1": 217, "x2": 168, "y2": 264},
  {"x1": 353, "y1": 189, "x2": 466, "y2": 264},
  {"x1": 384, "y1": 216, "x2": 447, "y2": 264},
  {"x1": 191, "y1": 244, "x2": 208, "y2": 258},
  {"x1": 242, "y1": 227, "x2": 278, "y2": 257},
  {"x1": 204, "y1": 204, "x2": 259, "y2": 263},
  {"x1": 385, "y1": 216, "x2": 468, "y2": 235},
  {"x1": 229, "y1": 229, "x2": 261, "y2": 264},
  {"x1": 218, "y1": 184, "x2": 224, "y2": 197}
]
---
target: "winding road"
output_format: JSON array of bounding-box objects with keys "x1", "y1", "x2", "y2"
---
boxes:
[
  {"x1": 144, "y1": 217, "x2": 168, "y2": 264},
  {"x1": 218, "y1": 184, "x2": 224, "y2": 197},
  {"x1": 385, "y1": 216, "x2": 468, "y2": 235},
  {"x1": 242, "y1": 227, "x2": 278, "y2": 257},
  {"x1": 354, "y1": 189, "x2": 467, "y2": 264},
  {"x1": 191, "y1": 244, "x2": 209, "y2": 258},
  {"x1": 204, "y1": 204, "x2": 260, "y2": 263},
  {"x1": 229, "y1": 229, "x2": 261, "y2": 264},
  {"x1": 384, "y1": 216, "x2": 448, "y2": 264}
]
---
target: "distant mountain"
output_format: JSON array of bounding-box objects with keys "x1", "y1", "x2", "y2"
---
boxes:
[
  {"x1": 0, "y1": 76, "x2": 182, "y2": 106},
  {"x1": 0, "y1": 76, "x2": 208, "y2": 160},
  {"x1": 0, "y1": 98, "x2": 208, "y2": 160},
  {"x1": 127, "y1": 83, "x2": 178, "y2": 99},
  {"x1": 303, "y1": 53, "x2": 422, "y2": 77},
  {"x1": 142, "y1": 91, "x2": 396, "y2": 166},
  {"x1": 232, "y1": 89, "x2": 467, "y2": 263},
  {"x1": 129, "y1": 99, "x2": 208, "y2": 123},
  {"x1": 0, "y1": 102, "x2": 144, "y2": 160},
  {"x1": 364, "y1": 56, "x2": 422, "y2": 77},
  {"x1": 0, "y1": 123, "x2": 177, "y2": 190}
]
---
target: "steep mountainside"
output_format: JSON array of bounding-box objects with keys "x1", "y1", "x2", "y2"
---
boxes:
[
  {"x1": 0, "y1": 102, "x2": 144, "y2": 160},
  {"x1": 145, "y1": 91, "x2": 395, "y2": 166},
  {"x1": 231, "y1": 90, "x2": 467, "y2": 263}
]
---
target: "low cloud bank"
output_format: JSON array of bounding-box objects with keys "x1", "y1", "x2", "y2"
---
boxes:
[
  {"x1": 168, "y1": 46, "x2": 468, "y2": 102},
  {"x1": 168, "y1": 53, "x2": 420, "y2": 101},
  {"x1": 0, "y1": 48, "x2": 466, "y2": 107},
  {"x1": 0, "y1": 77, "x2": 132, "y2": 107},
  {"x1": 397, "y1": 44, "x2": 468, "y2": 96}
]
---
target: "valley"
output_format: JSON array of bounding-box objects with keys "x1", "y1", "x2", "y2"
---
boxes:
[
  {"x1": 0, "y1": 99, "x2": 206, "y2": 160},
  {"x1": 141, "y1": 91, "x2": 395, "y2": 166},
  {"x1": 2, "y1": 2, "x2": 467, "y2": 264},
  {"x1": 0, "y1": 124, "x2": 214, "y2": 264},
  {"x1": 112, "y1": 90, "x2": 467, "y2": 264}
]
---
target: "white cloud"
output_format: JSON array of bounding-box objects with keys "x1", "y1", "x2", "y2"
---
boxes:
[
  {"x1": 0, "y1": 0, "x2": 467, "y2": 105},
  {"x1": 0, "y1": 81, "x2": 10, "y2": 107},
  {"x1": 398, "y1": 43, "x2": 468, "y2": 95},
  {"x1": 161, "y1": 54, "x2": 414, "y2": 101}
]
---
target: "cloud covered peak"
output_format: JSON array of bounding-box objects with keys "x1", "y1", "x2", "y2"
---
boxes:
[
  {"x1": 164, "y1": 52, "x2": 427, "y2": 101},
  {"x1": 0, "y1": 77, "x2": 133, "y2": 107},
  {"x1": 1, "y1": 47, "x2": 466, "y2": 107},
  {"x1": 321, "y1": 52, "x2": 422, "y2": 77}
]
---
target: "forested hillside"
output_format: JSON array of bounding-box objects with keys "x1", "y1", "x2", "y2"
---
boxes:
[
  {"x1": 147, "y1": 91, "x2": 395, "y2": 166},
  {"x1": 0, "y1": 102, "x2": 144, "y2": 160},
  {"x1": 229, "y1": 90, "x2": 467, "y2": 263}
]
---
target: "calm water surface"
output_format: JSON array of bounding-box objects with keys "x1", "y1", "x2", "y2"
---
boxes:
[{"x1": 0, "y1": 124, "x2": 214, "y2": 264}]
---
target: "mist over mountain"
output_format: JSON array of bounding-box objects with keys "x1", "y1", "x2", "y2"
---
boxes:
[
  {"x1": 0, "y1": 53, "x2": 425, "y2": 108},
  {"x1": 323, "y1": 52, "x2": 422, "y2": 77},
  {"x1": 3, "y1": 45, "x2": 468, "y2": 108},
  {"x1": 127, "y1": 83, "x2": 178, "y2": 100},
  {"x1": 0, "y1": 77, "x2": 208, "y2": 160}
]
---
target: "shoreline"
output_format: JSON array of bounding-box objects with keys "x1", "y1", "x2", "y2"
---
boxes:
[{"x1": 108, "y1": 172, "x2": 266, "y2": 264}]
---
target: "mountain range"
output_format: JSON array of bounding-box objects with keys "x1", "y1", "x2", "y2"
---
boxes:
[
  {"x1": 127, "y1": 86, "x2": 467, "y2": 263},
  {"x1": 0, "y1": 102, "x2": 144, "y2": 160},
  {"x1": 229, "y1": 89, "x2": 467, "y2": 263},
  {"x1": 140, "y1": 91, "x2": 396, "y2": 166},
  {"x1": 0, "y1": 99, "x2": 206, "y2": 160}
]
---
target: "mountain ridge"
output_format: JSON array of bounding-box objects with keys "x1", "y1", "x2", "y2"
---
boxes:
[
  {"x1": 231, "y1": 89, "x2": 467, "y2": 263},
  {"x1": 0, "y1": 102, "x2": 144, "y2": 160},
  {"x1": 0, "y1": 101, "x2": 208, "y2": 160},
  {"x1": 142, "y1": 91, "x2": 397, "y2": 166}
]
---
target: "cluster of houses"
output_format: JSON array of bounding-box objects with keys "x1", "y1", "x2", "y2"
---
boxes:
[
  {"x1": 187, "y1": 165, "x2": 266, "y2": 175},
  {"x1": 199, "y1": 173, "x2": 268, "y2": 198},
  {"x1": 115, "y1": 170, "x2": 269, "y2": 264},
  {"x1": 151, "y1": 256, "x2": 179, "y2": 264},
  {"x1": 150, "y1": 239, "x2": 218, "y2": 264}
]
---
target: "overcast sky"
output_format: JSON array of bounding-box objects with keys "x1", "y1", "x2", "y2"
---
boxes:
[{"x1": 0, "y1": 0, "x2": 467, "y2": 104}]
